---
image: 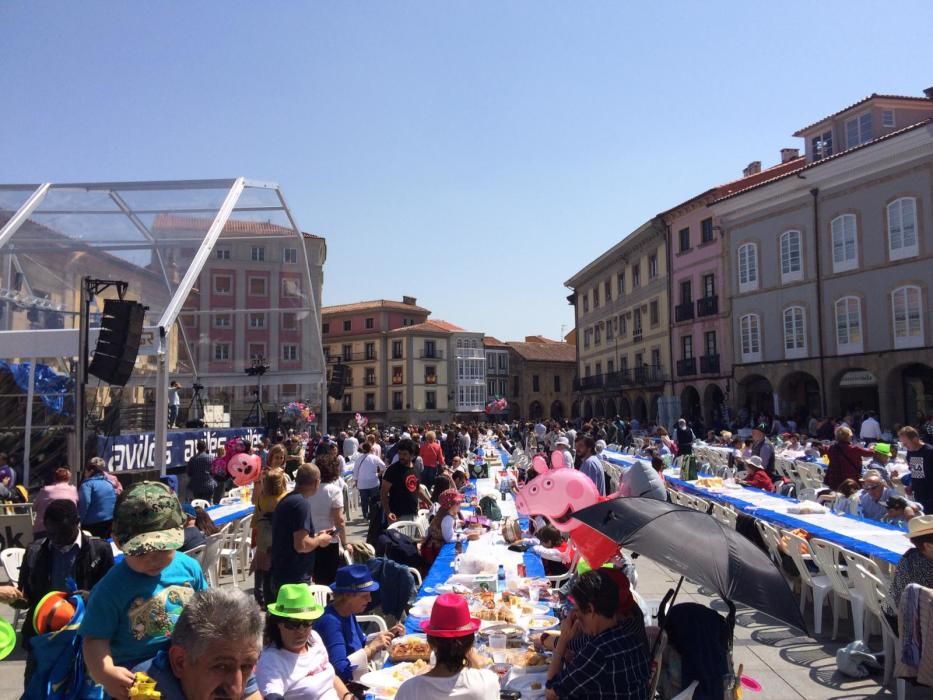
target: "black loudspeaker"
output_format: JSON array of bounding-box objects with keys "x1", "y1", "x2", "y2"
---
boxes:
[
  {"x1": 265, "y1": 410, "x2": 279, "y2": 433},
  {"x1": 88, "y1": 299, "x2": 146, "y2": 386},
  {"x1": 327, "y1": 363, "x2": 347, "y2": 400}
]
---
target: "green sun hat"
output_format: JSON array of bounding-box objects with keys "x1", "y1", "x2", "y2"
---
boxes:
[
  {"x1": 266, "y1": 584, "x2": 325, "y2": 621},
  {"x1": 112, "y1": 481, "x2": 185, "y2": 556},
  {"x1": 0, "y1": 618, "x2": 15, "y2": 660}
]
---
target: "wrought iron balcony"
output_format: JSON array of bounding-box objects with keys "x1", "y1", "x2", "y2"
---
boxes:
[
  {"x1": 696, "y1": 295, "x2": 719, "y2": 317},
  {"x1": 675, "y1": 301, "x2": 694, "y2": 322},
  {"x1": 700, "y1": 354, "x2": 720, "y2": 374},
  {"x1": 676, "y1": 358, "x2": 697, "y2": 377},
  {"x1": 633, "y1": 364, "x2": 666, "y2": 386}
]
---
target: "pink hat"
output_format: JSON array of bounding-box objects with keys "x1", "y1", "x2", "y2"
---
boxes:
[
  {"x1": 420, "y1": 593, "x2": 481, "y2": 638},
  {"x1": 439, "y1": 489, "x2": 463, "y2": 510}
]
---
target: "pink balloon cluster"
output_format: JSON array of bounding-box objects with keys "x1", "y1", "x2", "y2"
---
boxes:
[
  {"x1": 211, "y1": 437, "x2": 262, "y2": 486},
  {"x1": 355, "y1": 413, "x2": 369, "y2": 428},
  {"x1": 484, "y1": 398, "x2": 508, "y2": 414}
]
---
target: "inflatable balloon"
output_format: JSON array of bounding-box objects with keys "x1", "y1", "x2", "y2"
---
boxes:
[
  {"x1": 514, "y1": 453, "x2": 620, "y2": 568},
  {"x1": 227, "y1": 452, "x2": 261, "y2": 486},
  {"x1": 549, "y1": 449, "x2": 568, "y2": 470},
  {"x1": 33, "y1": 591, "x2": 75, "y2": 635}
]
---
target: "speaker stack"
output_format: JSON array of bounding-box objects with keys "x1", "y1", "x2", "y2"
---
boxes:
[
  {"x1": 88, "y1": 299, "x2": 146, "y2": 386},
  {"x1": 328, "y1": 363, "x2": 348, "y2": 400}
]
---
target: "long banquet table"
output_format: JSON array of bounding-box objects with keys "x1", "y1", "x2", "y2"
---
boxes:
[
  {"x1": 600, "y1": 449, "x2": 910, "y2": 565},
  {"x1": 403, "y1": 474, "x2": 546, "y2": 634}
]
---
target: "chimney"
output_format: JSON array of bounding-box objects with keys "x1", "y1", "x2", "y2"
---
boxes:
[
  {"x1": 924, "y1": 86, "x2": 933, "y2": 100},
  {"x1": 781, "y1": 148, "x2": 799, "y2": 163},
  {"x1": 401, "y1": 296, "x2": 417, "y2": 306},
  {"x1": 742, "y1": 161, "x2": 762, "y2": 177}
]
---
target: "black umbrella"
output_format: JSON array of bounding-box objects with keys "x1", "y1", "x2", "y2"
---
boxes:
[{"x1": 574, "y1": 497, "x2": 806, "y2": 632}]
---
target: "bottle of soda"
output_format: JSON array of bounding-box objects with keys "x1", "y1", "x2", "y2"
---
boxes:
[{"x1": 497, "y1": 564, "x2": 506, "y2": 592}]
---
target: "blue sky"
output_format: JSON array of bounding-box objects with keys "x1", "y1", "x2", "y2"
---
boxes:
[{"x1": 2, "y1": 1, "x2": 931, "y2": 341}]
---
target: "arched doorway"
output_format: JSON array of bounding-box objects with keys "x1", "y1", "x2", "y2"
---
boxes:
[
  {"x1": 529, "y1": 401, "x2": 544, "y2": 420},
  {"x1": 633, "y1": 396, "x2": 647, "y2": 423},
  {"x1": 605, "y1": 398, "x2": 617, "y2": 418},
  {"x1": 550, "y1": 400, "x2": 564, "y2": 421},
  {"x1": 594, "y1": 399, "x2": 605, "y2": 418},
  {"x1": 571, "y1": 400, "x2": 581, "y2": 420},
  {"x1": 680, "y1": 386, "x2": 701, "y2": 420},
  {"x1": 778, "y1": 371, "x2": 821, "y2": 421},
  {"x1": 583, "y1": 400, "x2": 593, "y2": 420},
  {"x1": 619, "y1": 397, "x2": 632, "y2": 420},
  {"x1": 703, "y1": 384, "x2": 725, "y2": 429},
  {"x1": 836, "y1": 368, "x2": 879, "y2": 419},
  {"x1": 888, "y1": 363, "x2": 933, "y2": 426},
  {"x1": 738, "y1": 375, "x2": 774, "y2": 421},
  {"x1": 650, "y1": 394, "x2": 662, "y2": 425}
]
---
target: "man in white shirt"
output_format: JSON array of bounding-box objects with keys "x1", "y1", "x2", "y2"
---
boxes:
[
  {"x1": 343, "y1": 432, "x2": 360, "y2": 460},
  {"x1": 859, "y1": 412, "x2": 882, "y2": 441}
]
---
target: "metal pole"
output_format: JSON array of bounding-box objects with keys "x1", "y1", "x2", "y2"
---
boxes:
[
  {"x1": 23, "y1": 358, "x2": 36, "y2": 488},
  {"x1": 154, "y1": 326, "x2": 169, "y2": 476},
  {"x1": 320, "y1": 378, "x2": 328, "y2": 434},
  {"x1": 75, "y1": 277, "x2": 90, "y2": 477}
]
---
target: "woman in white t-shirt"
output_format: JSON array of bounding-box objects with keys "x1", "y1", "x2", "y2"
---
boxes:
[
  {"x1": 396, "y1": 594, "x2": 499, "y2": 700},
  {"x1": 307, "y1": 455, "x2": 345, "y2": 586},
  {"x1": 256, "y1": 584, "x2": 350, "y2": 700},
  {"x1": 352, "y1": 442, "x2": 384, "y2": 520}
]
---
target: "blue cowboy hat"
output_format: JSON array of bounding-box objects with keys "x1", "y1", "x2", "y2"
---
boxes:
[{"x1": 330, "y1": 564, "x2": 380, "y2": 593}]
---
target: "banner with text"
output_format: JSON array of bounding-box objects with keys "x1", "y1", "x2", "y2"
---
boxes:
[{"x1": 97, "y1": 427, "x2": 265, "y2": 472}]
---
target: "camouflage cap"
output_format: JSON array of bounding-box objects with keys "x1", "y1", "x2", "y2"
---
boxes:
[{"x1": 113, "y1": 481, "x2": 185, "y2": 556}]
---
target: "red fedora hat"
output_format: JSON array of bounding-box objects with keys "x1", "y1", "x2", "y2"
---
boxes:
[{"x1": 420, "y1": 593, "x2": 481, "y2": 638}]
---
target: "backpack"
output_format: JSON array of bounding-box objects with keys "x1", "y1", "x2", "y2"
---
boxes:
[
  {"x1": 375, "y1": 528, "x2": 424, "y2": 570},
  {"x1": 477, "y1": 495, "x2": 502, "y2": 521}
]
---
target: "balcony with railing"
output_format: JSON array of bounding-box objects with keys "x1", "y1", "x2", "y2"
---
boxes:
[
  {"x1": 633, "y1": 364, "x2": 666, "y2": 386},
  {"x1": 329, "y1": 351, "x2": 378, "y2": 363},
  {"x1": 676, "y1": 357, "x2": 697, "y2": 377},
  {"x1": 700, "y1": 354, "x2": 720, "y2": 374},
  {"x1": 456, "y1": 348, "x2": 485, "y2": 359},
  {"x1": 696, "y1": 295, "x2": 719, "y2": 317},
  {"x1": 674, "y1": 302, "x2": 694, "y2": 323},
  {"x1": 418, "y1": 349, "x2": 445, "y2": 359},
  {"x1": 632, "y1": 328, "x2": 643, "y2": 342}
]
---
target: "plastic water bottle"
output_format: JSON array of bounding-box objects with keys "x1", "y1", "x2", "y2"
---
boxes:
[{"x1": 497, "y1": 564, "x2": 506, "y2": 592}]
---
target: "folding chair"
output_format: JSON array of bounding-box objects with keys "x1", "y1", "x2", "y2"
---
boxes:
[
  {"x1": 1, "y1": 548, "x2": 26, "y2": 629},
  {"x1": 809, "y1": 538, "x2": 866, "y2": 641},
  {"x1": 782, "y1": 530, "x2": 833, "y2": 635}
]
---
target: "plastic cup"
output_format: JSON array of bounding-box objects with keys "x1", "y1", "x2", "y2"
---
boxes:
[
  {"x1": 489, "y1": 633, "x2": 507, "y2": 651},
  {"x1": 529, "y1": 587, "x2": 540, "y2": 603}
]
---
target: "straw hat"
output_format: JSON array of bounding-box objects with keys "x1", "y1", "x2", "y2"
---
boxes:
[{"x1": 906, "y1": 514, "x2": 933, "y2": 540}]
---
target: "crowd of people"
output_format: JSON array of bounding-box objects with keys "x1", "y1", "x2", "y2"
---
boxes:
[{"x1": 2, "y1": 406, "x2": 933, "y2": 698}]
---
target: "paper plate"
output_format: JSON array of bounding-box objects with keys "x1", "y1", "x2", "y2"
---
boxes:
[
  {"x1": 527, "y1": 616, "x2": 559, "y2": 632},
  {"x1": 505, "y1": 673, "x2": 547, "y2": 698},
  {"x1": 408, "y1": 596, "x2": 437, "y2": 618}
]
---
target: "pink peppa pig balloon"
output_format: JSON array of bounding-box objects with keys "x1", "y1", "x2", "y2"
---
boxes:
[
  {"x1": 227, "y1": 452, "x2": 260, "y2": 486},
  {"x1": 531, "y1": 454, "x2": 549, "y2": 474},
  {"x1": 549, "y1": 449, "x2": 568, "y2": 470}
]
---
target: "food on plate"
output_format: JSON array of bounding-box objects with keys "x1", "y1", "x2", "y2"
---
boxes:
[
  {"x1": 390, "y1": 636, "x2": 432, "y2": 661},
  {"x1": 389, "y1": 659, "x2": 430, "y2": 683},
  {"x1": 475, "y1": 605, "x2": 517, "y2": 623},
  {"x1": 514, "y1": 649, "x2": 548, "y2": 667},
  {"x1": 528, "y1": 616, "x2": 558, "y2": 631},
  {"x1": 696, "y1": 476, "x2": 724, "y2": 488}
]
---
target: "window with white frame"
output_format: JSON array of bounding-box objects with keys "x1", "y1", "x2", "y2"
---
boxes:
[
  {"x1": 739, "y1": 314, "x2": 761, "y2": 362},
  {"x1": 780, "y1": 230, "x2": 803, "y2": 283},
  {"x1": 213, "y1": 274, "x2": 232, "y2": 294},
  {"x1": 581, "y1": 293, "x2": 589, "y2": 313},
  {"x1": 845, "y1": 112, "x2": 872, "y2": 148},
  {"x1": 882, "y1": 110, "x2": 895, "y2": 128},
  {"x1": 831, "y1": 214, "x2": 858, "y2": 272},
  {"x1": 251, "y1": 246, "x2": 265, "y2": 261},
  {"x1": 888, "y1": 197, "x2": 918, "y2": 260},
  {"x1": 282, "y1": 344, "x2": 299, "y2": 361},
  {"x1": 648, "y1": 255, "x2": 658, "y2": 278},
  {"x1": 835, "y1": 296, "x2": 863, "y2": 354},
  {"x1": 213, "y1": 342, "x2": 230, "y2": 361},
  {"x1": 283, "y1": 248, "x2": 298, "y2": 264},
  {"x1": 782, "y1": 306, "x2": 807, "y2": 359},
  {"x1": 248, "y1": 313, "x2": 266, "y2": 329},
  {"x1": 892, "y1": 286, "x2": 923, "y2": 349},
  {"x1": 737, "y1": 243, "x2": 758, "y2": 293},
  {"x1": 213, "y1": 313, "x2": 231, "y2": 328},
  {"x1": 248, "y1": 276, "x2": 267, "y2": 296},
  {"x1": 215, "y1": 248, "x2": 231, "y2": 260}
]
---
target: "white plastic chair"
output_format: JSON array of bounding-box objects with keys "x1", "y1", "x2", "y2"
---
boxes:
[
  {"x1": 710, "y1": 503, "x2": 737, "y2": 530},
  {"x1": 218, "y1": 517, "x2": 248, "y2": 586},
  {"x1": 200, "y1": 526, "x2": 229, "y2": 588},
  {"x1": 307, "y1": 584, "x2": 333, "y2": 607},
  {"x1": 1, "y1": 548, "x2": 26, "y2": 629},
  {"x1": 387, "y1": 520, "x2": 426, "y2": 540},
  {"x1": 191, "y1": 498, "x2": 211, "y2": 510},
  {"x1": 358, "y1": 613, "x2": 390, "y2": 670},
  {"x1": 184, "y1": 543, "x2": 206, "y2": 567},
  {"x1": 407, "y1": 566, "x2": 423, "y2": 587},
  {"x1": 809, "y1": 538, "x2": 866, "y2": 641},
  {"x1": 851, "y1": 563, "x2": 905, "y2": 698},
  {"x1": 782, "y1": 530, "x2": 834, "y2": 635}
]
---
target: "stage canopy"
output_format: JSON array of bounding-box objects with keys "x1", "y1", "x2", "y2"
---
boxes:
[{"x1": 0, "y1": 179, "x2": 326, "y2": 484}]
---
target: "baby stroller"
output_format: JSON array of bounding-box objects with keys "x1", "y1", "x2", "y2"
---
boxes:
[{"x1": 653, "y1": 582, "x2": 737, "y2": 700}]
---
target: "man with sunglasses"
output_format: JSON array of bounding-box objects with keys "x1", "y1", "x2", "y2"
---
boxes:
[{"x1": 858, "y1": 472, "x2": 899, "y2": 521}]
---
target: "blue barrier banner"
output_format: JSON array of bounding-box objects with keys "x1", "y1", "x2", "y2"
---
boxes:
[{"x1": 97, "y1": 427, "x2": 265, "y2": 472}]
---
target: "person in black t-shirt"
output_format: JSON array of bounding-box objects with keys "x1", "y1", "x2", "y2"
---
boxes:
[
  {"x1": 380, "y1": 438, "x2": 421, "y2": 523},
  {"x1": 900, "y1": 426, "x2": 933, "y2": 515},
  {"x1": 270, "y1": 463, "x2": 333, "y2": 593}
]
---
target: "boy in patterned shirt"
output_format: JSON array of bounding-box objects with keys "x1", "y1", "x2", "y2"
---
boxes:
[{"x1": 80, "y1": 481, "x2": 207, "y2": 699}]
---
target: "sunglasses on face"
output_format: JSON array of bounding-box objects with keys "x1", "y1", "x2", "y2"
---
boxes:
[{"x1": 281, "y1": 620, "x2": 314, "y2": 630}]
